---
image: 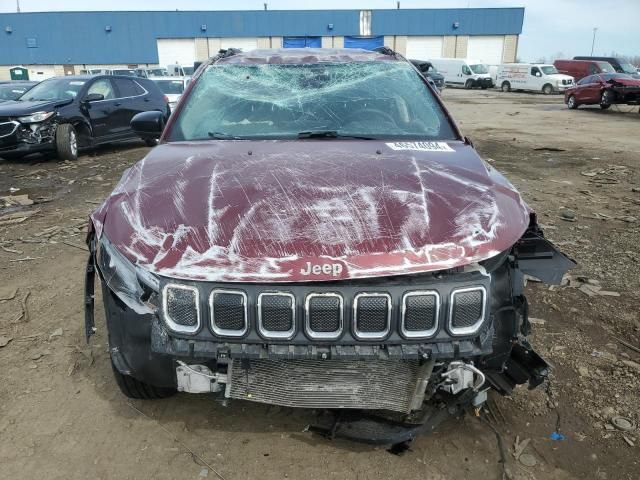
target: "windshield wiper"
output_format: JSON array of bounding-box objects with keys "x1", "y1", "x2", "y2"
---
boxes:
[
  {"x1": 207, "y1": 131, "x2": 245, "y2": 140},
  {"x1": 297, "y1": 130, "x2": 375, "y2": 140}
]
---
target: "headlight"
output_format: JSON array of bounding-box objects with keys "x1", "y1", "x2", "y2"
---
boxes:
[
  {"x1": 96, "y1": 235, "x2": 159, "y2": 314},
  {"x1": 17, "y1": 111, "x2": 55, "y2": 124}
]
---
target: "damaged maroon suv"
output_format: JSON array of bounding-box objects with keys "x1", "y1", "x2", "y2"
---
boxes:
[{"x1": 85, "y1": 48, "x2": 575, "y2": 443}]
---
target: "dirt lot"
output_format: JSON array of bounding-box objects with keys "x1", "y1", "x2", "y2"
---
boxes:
[{"x1": 1, "y1": 89, "x2": 638, "y2": 480}]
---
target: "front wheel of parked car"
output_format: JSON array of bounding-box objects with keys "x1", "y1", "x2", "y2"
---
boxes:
[
  {"x1": 55, "y1": 123, "x2": 78, "y2": 161},
  {"x1": 600, "y1": 90, "x2": 614, "y2": 109},
  {"x1": 567, "y1": 95, "x2": 578, "y2": 109},
  {"x1": 501, "y1": 81, "x2": 511, "y2": 92},
  {"x1": 465, "y1": 79, "x2": 474, "y2": 89},
  {"x1": 542, "y1": 84, "x2": 554, "y2": 95},
  {"x1": 111, "y1": 359, "x2": 176, "y2": 400}
]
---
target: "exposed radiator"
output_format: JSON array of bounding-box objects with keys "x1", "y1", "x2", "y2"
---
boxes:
[{"x1": 227, "y1": 359, "x2": 422, "y2": 413}]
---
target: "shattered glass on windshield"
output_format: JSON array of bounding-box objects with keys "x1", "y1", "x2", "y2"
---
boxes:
[{"x1": 170, "y1": 62, "x2": 454, "y2": 141}]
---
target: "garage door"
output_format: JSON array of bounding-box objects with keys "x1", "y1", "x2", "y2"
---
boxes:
[
  {"x1": 405, "y1": 37, "x2": 444, "y2": 61},
  {"x1": 28, "y1": 66, "x2": 55, "y2": 81},
  {"x1": 283, "y1": 37, "x2": 322, "y2": 48},
  {"x1": 157, "y1": 39, "x2": 196, "y2": 68},
  {"x1": 344, "y1": 36, "x2": 384, "y2": 50},
  {"x1": 220, "y1": 38, "x2": 258, "y2": 52},
  {"x1": 467, "y1": 36, "x2": 505, "y2": 64}
]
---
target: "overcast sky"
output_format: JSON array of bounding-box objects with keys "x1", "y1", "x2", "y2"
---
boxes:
[{"x1": 1, "y1": 0, "x2": 639, "y2": 61}]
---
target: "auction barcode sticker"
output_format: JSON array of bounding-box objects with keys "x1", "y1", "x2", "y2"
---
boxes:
[{"x1": 385, "y1": 142, "x2": 455, "y2": 152}]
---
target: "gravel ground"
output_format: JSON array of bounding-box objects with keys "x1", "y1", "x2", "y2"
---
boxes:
[{"x1": 0, "y1": 88, "x2": 638, "y2": 480}]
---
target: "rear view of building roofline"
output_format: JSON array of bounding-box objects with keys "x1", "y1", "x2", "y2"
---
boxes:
[{"x1": 0, "y1": 8, "x2": 524, "y2": 80}]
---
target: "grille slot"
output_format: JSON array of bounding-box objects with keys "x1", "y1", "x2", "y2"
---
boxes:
[
  {"x1": 162, "y1": 284, "x2": 200, "y2": 334},
  {"x1": 353, "y1": 293, "x2": 391, "y2": 340},
  {"x1": 401, "y1": 291, "x2": 439, "y2": 338},
  {"x1": 258, "y1": 292, "x2": 295, "y2": 339},
  {"x1": 210, "y1": 289, "x2": 248, "y2": 337},
  {"x1": 305, "y1": 293, "x2": 343, "y2": 340},
  {"x1": 228, "y1": 359, "x2": 421, "y2": 413},
  {"x1": 0, "y1": 121, "x2": 19, "y2": 138},
  {"x1": 449, "y1": 287, "x2": 486, "y2": 335}
]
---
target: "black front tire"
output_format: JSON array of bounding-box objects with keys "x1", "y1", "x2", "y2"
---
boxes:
[
  {"x1": 542, "y1": 84, "x2": 554, "y2": 95},
  {"x1": 55, "y1": 123, "x2": 78, "y2": 161},
  {"x1": 600, "y1": 90, "x2": 614, "y2": 109},
  {"x1": 111, "y1": 359, "x2": 176, "y2": 399},
  {"x1": 567, "y1": 95, "x2": 578, "y2": 109},
  {"x1": 465, "y1": 79, "x2": 474, "y2": 89},
  {"x1": 501, "y1": 81, "x2": 511, "y2": 92}
]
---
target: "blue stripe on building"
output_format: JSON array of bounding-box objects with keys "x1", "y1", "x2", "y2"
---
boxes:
[{"x1": 0, "y1": 8, "x2": 525, "y2": 65}]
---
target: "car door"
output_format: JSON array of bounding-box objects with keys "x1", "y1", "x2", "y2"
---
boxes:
[
  {"x1": 83, "y1": 78, "x2": 118, "y2": 138},
  {"x1": 530, "y1": 66, "x2": 542, "y2": 89},
  {"x1": 582, "y1": 75, "x2": 603, "y2": 103},
  {"x1": 111, "y1": 78, "x2": 148, "y2": 136}
]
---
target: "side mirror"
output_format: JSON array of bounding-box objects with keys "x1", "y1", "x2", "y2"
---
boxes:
[
  {"x1": 131, "y1": 110, "x2": 165, "y2": 139},
  {"x1": 84, "y1": 93, "x2": 104, "y2": 103}
]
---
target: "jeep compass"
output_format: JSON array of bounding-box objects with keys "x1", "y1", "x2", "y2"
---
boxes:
[{"x1": 86, "y1": 48, "x2": 574, "y2": 443}]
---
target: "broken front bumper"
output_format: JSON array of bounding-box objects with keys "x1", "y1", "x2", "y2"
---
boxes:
[{"x1": 0, "y1": 119, "x2": 56, "y2": 155}]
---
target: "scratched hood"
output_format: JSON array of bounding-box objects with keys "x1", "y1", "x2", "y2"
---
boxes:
[{"x1": 91, "y1": 140, "x2": 530, "y2": 282}]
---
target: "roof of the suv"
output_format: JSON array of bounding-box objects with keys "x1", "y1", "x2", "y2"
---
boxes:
[{"x1": 215, "y1": 48, "x2": 399, "y2": 65}]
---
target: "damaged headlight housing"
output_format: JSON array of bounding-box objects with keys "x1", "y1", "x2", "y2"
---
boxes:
[
  {"x1": 96, "y1": 235, "x2": 160, "y2": 315},
  {"x1": 17, "y1": 111, "x2": 55, "y2": 124}
]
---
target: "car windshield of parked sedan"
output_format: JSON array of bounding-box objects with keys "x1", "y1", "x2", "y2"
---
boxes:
[
  {"x1": 19, "y1": 78, "x2": 86, "y2": 101},
  {"x1": 0, "y1": 84, "x2": 31, "y2": 100},
  {"x1": 470, "y1": 64, "x2": 489, "y2": 74},
  {"x1": 541, "y1": 66, "x2": 559, "y2": 75},
  {"x1": 169, "y1": 61, "x2": 455, "y2": 141},
  {"x1": 154, "y1": 79, "x2": 185, "y2": 94},
  {"x1": 619, "y1": 63, "x2": 637, "y2": 74}
]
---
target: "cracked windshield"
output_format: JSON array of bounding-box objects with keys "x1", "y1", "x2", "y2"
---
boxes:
[{"x1": 170, "y1": 61, "x2": 455, "y2": 141}]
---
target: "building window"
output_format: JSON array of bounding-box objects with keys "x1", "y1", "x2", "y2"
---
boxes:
[{"x1": 359, "y1": 10, "x2": 372, "y2": 36}]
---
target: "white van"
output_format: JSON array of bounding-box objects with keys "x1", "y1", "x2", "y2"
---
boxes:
[
  {"x1": 167, "y1": 64, "x2": 194, "y2": 77},
  {"x1": 428, "y1": 58, "x2": 493, "y2": 89},
  {"x1": 494, "y1": 64, "x2": 574, "y2": 94}
]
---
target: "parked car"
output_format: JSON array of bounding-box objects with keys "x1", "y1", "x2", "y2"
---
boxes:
[
  {"x1": 111, "y1": 69, "x2": 137, "y2": 77},
  {"x1": 553, "y1": 59, "x2": 614, "y2": 81},
  {"x1": 410, "y1": 60, "x2": 445, "y2": 91},
  {"x1": 167, "y1": 64, "x2": 194, "y2": 77},
  {"x1": 0, "y1": 75, "x2": 170, "y2": 160},
  {"x1": 143, "y1": 67, "x2": 170, "y2": 78},
  {"x1": 0, "y1": 81, "x2": 38, "y2": 102},
  {"x1": 564, "y1": 73, "x2": 640, "y2": 110},
  {"x1": 573, "y1": 56, "x2": 640, "y2": 78},
  {"x1": 85, "y1": 47, "x2": 574, "y2": 444},
  {"x1": 150, "y1": 76, "x2": 190, "y2": 110},
  {"x1": 80, "y1": 68, "x2": 114, "y2": 75},
  {"x1": 428, "y1": 58, "x2": 493, "y2": 89},
  {"x1": 493, "y1": 63, "x2": 574, "y2": 94}
]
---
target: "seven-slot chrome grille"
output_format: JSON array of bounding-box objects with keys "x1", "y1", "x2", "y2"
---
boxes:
[{"x1": 161, "y1": 281, "x2": 489, "y2": 341}]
